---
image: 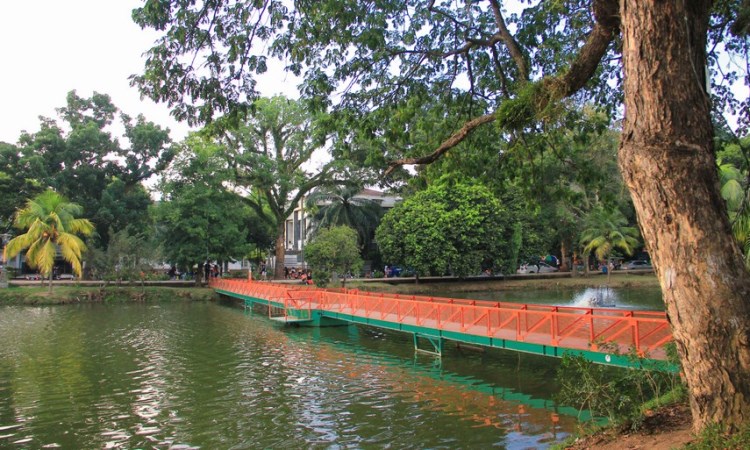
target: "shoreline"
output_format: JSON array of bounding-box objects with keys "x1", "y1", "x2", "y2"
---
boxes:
[
  {"x1": 347, "y1": 273, "x2": 660, "y2": 295},
  {"x1": 0, "y1": 273, "x2": 660, "y2": 306},
  {"x1": 0, "y1": 285, "x2": 216, "y2": 305}
]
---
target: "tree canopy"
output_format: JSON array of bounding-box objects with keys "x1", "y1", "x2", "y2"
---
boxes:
[
  {"x1": 155, "y1": 134, "x2": 270, "y2": 280},
  {"x1": 376, "y1": 178, "x2": 508, "y2": 277},
  {"x1": 303, "y1": 225, "x2": 363, "y2": 287},
  {"x1": 132, "y1": 0, "x2": 750, "y2": 432},
  {"x1": 4, "y1": 91, "x2": 175, "y2": 247}
]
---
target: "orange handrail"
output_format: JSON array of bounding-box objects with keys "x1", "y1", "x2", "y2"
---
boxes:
[{"x1": 210, "y1": 279, "x2": 673, "y2": 359}]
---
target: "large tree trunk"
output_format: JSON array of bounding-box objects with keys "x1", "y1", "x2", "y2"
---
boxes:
[
  {"x1": 274, "y1": 221, "x2": 286, "y2": 280},
  {"x1": 620, "y1": 0, "x2": 750, "y2": 432}
]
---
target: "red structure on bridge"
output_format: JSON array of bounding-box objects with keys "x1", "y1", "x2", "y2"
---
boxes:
[{"x1": 210, "y1": 279, "x2": 674, "y2": 370}]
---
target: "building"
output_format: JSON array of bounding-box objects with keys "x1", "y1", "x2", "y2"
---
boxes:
[{"x1": 281, "y1": 188, "x2": 400, "y2": 268}]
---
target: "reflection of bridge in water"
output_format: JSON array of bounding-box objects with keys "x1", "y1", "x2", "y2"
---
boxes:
[
  {"x1": 211, "y1": 279, "x2": 675, "y2": 371},
  {"x1": 288, "y1": 327, "x2": 582, "y2": 438}
]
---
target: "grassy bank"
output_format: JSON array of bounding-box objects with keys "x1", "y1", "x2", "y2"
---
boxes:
[
  {"x1": 347, "y1": 273, "x2": 660, "y2": 296},
  {"x1": 0, "y1": 285, "x2": 216, "y2": 305}
]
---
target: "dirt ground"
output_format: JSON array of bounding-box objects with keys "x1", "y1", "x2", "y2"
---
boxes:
[{"x1": 563, "y1": 404, "x2": 694, "y2": 450}]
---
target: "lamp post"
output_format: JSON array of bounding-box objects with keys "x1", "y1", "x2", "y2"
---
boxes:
[{"x1": 0, "y1": 233, "x2": 10, "y2": 288}]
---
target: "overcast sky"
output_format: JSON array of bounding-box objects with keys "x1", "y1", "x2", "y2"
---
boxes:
[{"x1": 0, "y1": 1, "x2": 299, "y2": 145}]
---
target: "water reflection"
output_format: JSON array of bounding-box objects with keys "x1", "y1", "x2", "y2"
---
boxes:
[{"x1": 0, "y1": 302, "x2": 586, "y2": 449}]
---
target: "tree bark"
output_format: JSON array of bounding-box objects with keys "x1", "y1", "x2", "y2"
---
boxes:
[
  {"x1": 620, "y1": 0, "x2": 750, "y2": 432},
  {"x1": 274, "y1": 221, "x2": 286, "y2": 280}
]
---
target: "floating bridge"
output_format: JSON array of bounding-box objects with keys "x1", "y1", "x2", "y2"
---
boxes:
[{"x1": 210, "y1": 279, "x2": 674, "y2": 370}]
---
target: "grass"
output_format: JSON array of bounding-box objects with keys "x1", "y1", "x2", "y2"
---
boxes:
[
  {"x1": 0, "y1": 284, "x2": 216, "y2": 305},
  {"x1": 687, "y1": 423, "x2": 750, "y2": 449},
  {"x1": 347, "y1": 272, "x2": 660, "y2": 295}
]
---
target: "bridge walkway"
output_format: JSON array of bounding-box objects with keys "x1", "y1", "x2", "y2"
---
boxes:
[{"x1": 210, "y1": 279, "x2": 674, "y2": 370}]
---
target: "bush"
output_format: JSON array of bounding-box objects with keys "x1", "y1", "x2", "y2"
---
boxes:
[
  {"x1": 555, "y1": 348, "x2": 683, "y2": 426},
  {"x1": 225, "y1": 270, "x2": 247, "y2": 279},
  {"x1": 686, "y1": 422, "x2": 750, "y2": 449}
]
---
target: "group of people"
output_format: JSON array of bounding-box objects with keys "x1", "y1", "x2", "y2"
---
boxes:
[
  {"x1": 203, "y1": 262, "x2": 221, "y2": 280},
  {"x1": 284, "y1": 266, "x2": 313, "y2": 284}
]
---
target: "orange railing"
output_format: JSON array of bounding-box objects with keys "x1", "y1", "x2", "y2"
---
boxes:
[{"x1": 210, "y1": 279, "x2": 673, "y2": 359}]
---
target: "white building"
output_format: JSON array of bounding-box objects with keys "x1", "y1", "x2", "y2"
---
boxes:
[{"x1": 281, "y1": 188, "x2": 400, "y2": 268}]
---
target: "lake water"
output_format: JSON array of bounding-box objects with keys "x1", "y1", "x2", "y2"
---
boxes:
[
  {"x1": 0, "y1": 299, "x2": 584, "y2": 449},
  {"x1": 445, "y1": 286, "x2": 664, "y2": 311}
]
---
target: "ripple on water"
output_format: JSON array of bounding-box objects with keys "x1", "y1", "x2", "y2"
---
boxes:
[{"x1": 0, "y1": 302, "x2": 577, "y2": 449}]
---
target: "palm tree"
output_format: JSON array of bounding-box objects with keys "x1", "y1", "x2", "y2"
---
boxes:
[
  {"x1": 3, "y1": 190, "x2": 94, "y2": 291},
  {"x1": 305, "y1": 185, "x2": 384, "y2": 259},
  {"x1": 579, "y1": 206, "x2": 640, "y2": 284}
]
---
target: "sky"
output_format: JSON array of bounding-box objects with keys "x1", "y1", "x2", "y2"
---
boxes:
[{"x1": 0, "y1": 1, "x2": 300, "y2": 145}]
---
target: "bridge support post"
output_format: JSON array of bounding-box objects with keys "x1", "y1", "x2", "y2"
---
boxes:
[{"x1": 414, "y1": 333, "x2": 443, "y2": 357}]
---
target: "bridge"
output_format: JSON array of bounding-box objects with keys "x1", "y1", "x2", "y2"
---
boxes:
[{"x1": 210, "y1": 279, "x2": 675, "y2": 371}]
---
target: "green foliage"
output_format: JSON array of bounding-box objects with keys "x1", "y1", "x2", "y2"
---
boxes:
[
  {"x1": 9, "y1": 91, "x2": 174, "y2": 247},
  {"x1": 718, "y1": 156, "x2": 750, "y2": 269},
  {"x1": 132, "y1": 0, "x2": 620, "y2": 127},
  {"x1": 305, "y1": 184, "x2": 384, "y2": 260},
  {"x1": 303, "y1": 226, "x2": 363, "y2": 287},
  {"x1": 0, "y1": 142, "x2": 44, "y2": 232},
  {"x1": 155, "y1": 135, "x2": 262, "y2": 274},
  {"x1": 556, "y1": 351, "x2": 683, "y2": 426},
  {"x1": 495, "y1": 82, "x2": 547, "y2": 131},
  {"x1": 510, "y1": 222, "x2": 523, "y2": 271},
  {"x1": 686, "y1": 422, "x2": 750, "y2": 449},
  {"x1": 579, "y1": 207, "x2": 640, "y2": 261},
  {"x1": 3, "y1": 190, "x2": 94, "y2": 285},
  {"x1": 376, "y1": 178, "x2": 507, "y2": 277},
  {"x1": 87, "y1": 229, "x2": 161, "y2": 282}
]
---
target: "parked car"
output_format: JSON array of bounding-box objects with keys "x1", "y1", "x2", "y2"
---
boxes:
[
  {"x1": 517, "y1": 262, "x2": 559, "y2": 274},
  {"x1": 56, "y1": 274, "x2": 76, "y2": 280},
  {"x1": 23, "y1": 273, "x2": 41, "y2": 280},
  {"x1": 623, "y1": 260, "x2": 653, "y2": 270}
]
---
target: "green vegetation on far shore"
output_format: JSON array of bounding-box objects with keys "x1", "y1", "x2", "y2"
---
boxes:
[
  {"x1": 348, "y1": 273, "x2": 660, "y2": 296},
  {"x1": 2, "y1": 272, "x2": 660, "y2": 307},
  {"x1": 0, "y1": 285, "x2": 216, "y2": 305}
]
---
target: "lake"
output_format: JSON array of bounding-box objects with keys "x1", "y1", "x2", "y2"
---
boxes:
[
  {"x1": 0, "y1": 299, "x2": 590, "y2": 449},
  {"x1": 445, "y1": 286, "x2": 664, "y2": 311}
]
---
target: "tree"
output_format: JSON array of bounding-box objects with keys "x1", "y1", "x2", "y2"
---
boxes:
[
  {"x1": 579, "y1": 206, "x2": 640, "y2": 283},
  {"x1": 617, "y1": 3, "x2": 750, "y2": 432},
  {"x1": 87, "y1": 228, "x2": 160, "y2": 283},
  {"x1": 155, "y1": 135, "x2": 268, "y2": 284},
  {"x1": 3, "y1": 190, "x2": 94, "y2": 291},
  {"x1": 305, "y1": 184, "x2": 384, "y2": 260},
  {"x1": 15, "y1": 91, "x2": 174, "y2": 247},
  {"x1": 0, "y1": 142, "x2": 43, "y2": 233},
  {"x1": 226, "y1": 96, "x2": 344, "y2": 279},
  {"x1": 303, "y1": 226, "x2": 363, "y2": 287},
  {"x1": 133, "y1": 0, "x2": 750, "y2": 431},
  {"x1": 376, "y1": 179, "x2": 507, "y2": 278}
]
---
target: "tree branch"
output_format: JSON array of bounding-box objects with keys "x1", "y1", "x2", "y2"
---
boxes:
[
  {"x1": 384, "y1": 113, "x2": 496, "y2": 176},
  {"x1": 489, "y1": 0, "x2": 529, "y2": 81},
  {"x1": 384, "y1": 0, "x2": 620, "y2": 178}
]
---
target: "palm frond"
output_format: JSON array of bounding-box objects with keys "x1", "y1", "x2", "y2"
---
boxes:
[
  {"x1": 35, "y1": 240, "x2": 57, "y2": 276},
  {"x1": 67, "y1": 218, "x2": 95, "y2": 236},
  {"x1": 3, "y1": 234, "x2": 35, "y2": 260},
  {"x1": 57, "y1": 233, "x2": 87, "y2": 259}
]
